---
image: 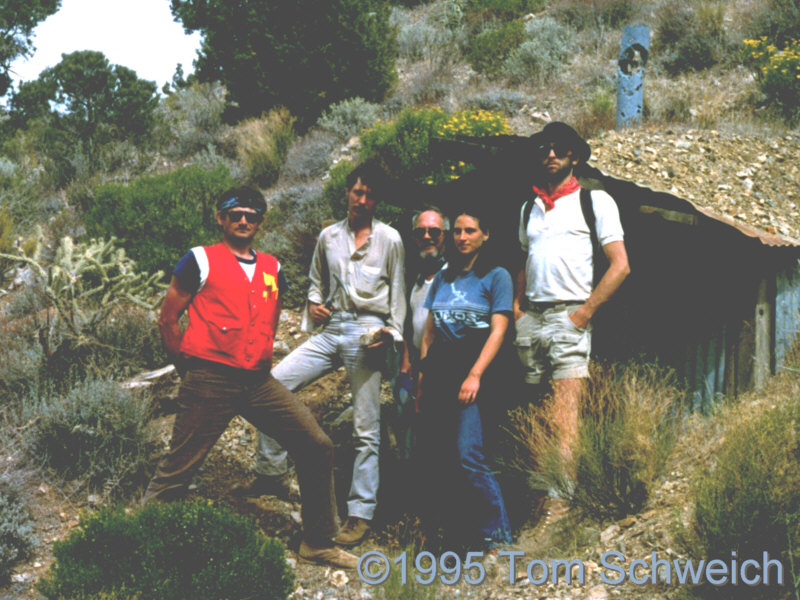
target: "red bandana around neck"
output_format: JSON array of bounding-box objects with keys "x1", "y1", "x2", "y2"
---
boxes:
[{"x1": 532, "y1": 176, "x2": 581, "y2": 211}]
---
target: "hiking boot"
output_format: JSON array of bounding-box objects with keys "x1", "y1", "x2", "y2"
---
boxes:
[
  {"x1": 299, "y1": 541, "x2": 359, "y2": 570},
  {"x1": 333, "y1": 517, "x2": 371, "y2": 547},
  {"x1": 231, "y1": 473, "x2": 292, "y2": 500}
]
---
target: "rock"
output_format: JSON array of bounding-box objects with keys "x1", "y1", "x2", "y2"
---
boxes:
[
  {"x1": 585, "y1": 586, "x2": 609, "y2": 600},
  {"x1": 330, "y1": 570, "x2": 349, "y2": 587},
  {"x1": 600, "y1": 524, "x2": 620, "y2": 544}
]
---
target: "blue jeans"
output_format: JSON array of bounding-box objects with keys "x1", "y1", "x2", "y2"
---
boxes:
[
  {"x1": 256, "y1": 311, "x2": 384, "y2": 521},
  {"x1": 457, "y1": 402, "x2": 513, "y2": 548}
]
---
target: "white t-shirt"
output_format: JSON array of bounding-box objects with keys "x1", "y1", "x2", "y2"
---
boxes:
[
  {"x1": 409, "y1": 277, "x2": 434, "y2": 351},
  {"x1": 519, "y1": 189, "x2": 624, "y2": 302}
]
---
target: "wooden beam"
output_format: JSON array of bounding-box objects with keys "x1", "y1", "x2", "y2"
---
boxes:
[{"x1": 754, "y1": 276, "x2": 772, "y2": 390}]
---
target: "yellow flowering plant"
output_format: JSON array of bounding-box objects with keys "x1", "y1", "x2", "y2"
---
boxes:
[{"x1": 744, "y1": 37, "x2": 800, "y2": 121}]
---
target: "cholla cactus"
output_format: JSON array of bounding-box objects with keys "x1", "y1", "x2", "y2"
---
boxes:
[{"x1": 0, "y1": 236, "x2": 166, "y2": 359}]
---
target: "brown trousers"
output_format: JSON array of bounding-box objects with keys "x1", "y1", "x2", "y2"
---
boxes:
[{"x1": 142, "y1": 362, "x2": 337, "y2": 546}]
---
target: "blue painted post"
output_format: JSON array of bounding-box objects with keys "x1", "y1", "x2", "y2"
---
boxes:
[{"x1": 617, "y1": 25, "x2": 649, "y2": 128}]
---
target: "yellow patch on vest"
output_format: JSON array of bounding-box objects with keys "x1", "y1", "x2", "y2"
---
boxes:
[{"x1": 263, "y1": 272, "x2": 277, "y2": 301}]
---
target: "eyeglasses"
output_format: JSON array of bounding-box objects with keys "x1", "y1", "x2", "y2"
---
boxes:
[
  {"x1": 226, "y1": 210, "x2": 262, "y2": 224},
  {"x1": 537, "y1": 141, "x2": 573, "y2": 159},
  {"x1": 413, "y1": 227, "x2": 443, "y2": 239}
]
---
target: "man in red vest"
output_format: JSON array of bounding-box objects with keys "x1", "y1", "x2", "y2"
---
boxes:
[{"x1": 142, "y1": 186, "x2": 358, "y2": 569}]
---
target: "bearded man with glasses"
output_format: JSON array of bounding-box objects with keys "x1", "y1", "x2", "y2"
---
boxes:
[
  {"x1": 142, "y1": 186, "x2": 358, "y2": 569},
  {"x1": 513, "y1": 122, "x2": 630, "y2": 523}
]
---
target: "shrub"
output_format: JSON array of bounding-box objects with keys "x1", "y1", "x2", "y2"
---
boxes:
[
  {"x1": 510, "y1": 363, "x2": 681, "y2": 520},
  {"x1": 22, "y1": 377, "x2": 158, "y2": 497},
  {"x1": 358, "y1": 106, "x2": 509, "y2": 186},
  {"x1": 316, "y1": 97, "x2": 383, "y2": 141},
  {"x1": 0, "y1": 207, "x2": 16, "y2": 283},
  {"x1": 93, "y1": 304, "x2": 167, "y2": 377},
  {"x1": 692, "y1": 393, "x2": 800, "y2": 599},
  {"x1": 654, "y1": 1, "x2": 729, "y2": 75},
  {"x1": 227, "y1": 108, "x2": 296, "y2": 187},
  {"x1": 259, "y1": 184, "x2": 334, "y2": 307},
  {"x1": 464, "y1": 89, "x2": 531, "y2": 114},
  {"x1": 0, "y1": 237, "x2": 166, "y2": 386},
  {"x1": 85, "y1": 165, "x2": 236, "y2": 277},
  {"x1": 0, "y1": 328, "x2": 44, "y2": 408},
  {"x1": 157, "y1": 81, "x2": 228, "y2": 159},
  {"x1": 554, "y1": 0, "x2": 637, "y2": 30},
  {"x1": 462, "y1": 0, "x2": 546, "y2": 25},
  {"x1": 0, "y1": 478, "x2": 35, "y2": 582},
  {"x1": 744, "y1": 37, "x2": 800, "y2": 122},
  {"x1": 398, "y1": 21, "x2": 441, "y2": 61},
  {"x1": 573, "y1": 84, "x2": 617, "y2": 138},
  {"x1": 502, "y1": 17, "x2": 576, "y2": 84},
  {"x1": 38, "y1": 501, "x2": 295, "y2": 600},
  {"x1": 466, "y1": 20, "x2": 526, "y2": 76},
  {"x1": 278, "y1": 130, "x2": 339, "y2": 184},
  {"x1": 746, "y1": 0, "x2": 800, "y2": 48}
]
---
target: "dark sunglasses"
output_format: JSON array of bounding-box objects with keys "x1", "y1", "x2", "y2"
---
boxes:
[
  {"x1": 413, "y1": 227, "x2": 443, "y2": 239},
  {"x1": 226, "y1": 210, "x2": 262, "y2": 224},
  {"x1": 537, "y1": 141, "x2": 573, "y2": 159}
]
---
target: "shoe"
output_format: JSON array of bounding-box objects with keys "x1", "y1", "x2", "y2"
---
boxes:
[
  {"x1": 299, "y1": 541, "x2": 359, "y2": 569},
  {"x1": 231, "y1": 473, "x2": 291, "y2": 500},
  {"x1": 333, "y1": 517, "x2": 371, "y2": 547}
]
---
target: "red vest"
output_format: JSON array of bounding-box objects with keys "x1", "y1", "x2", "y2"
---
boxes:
[{"x1": 180, "y1": 243, "x2": 280, "y2": 371}]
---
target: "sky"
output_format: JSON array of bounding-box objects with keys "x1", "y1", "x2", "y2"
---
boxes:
[{"x1": 9, "y1": 0, "x2": 203, "y2": 91}]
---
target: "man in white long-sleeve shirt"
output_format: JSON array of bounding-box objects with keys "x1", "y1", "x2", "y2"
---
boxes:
[{"x1": 239, "y1": 161, "x2": 406, "y2": 547}]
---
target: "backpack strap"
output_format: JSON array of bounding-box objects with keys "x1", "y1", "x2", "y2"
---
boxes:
[{"x1": 579, "y1": 188, "x2": 598, "y2": 252}]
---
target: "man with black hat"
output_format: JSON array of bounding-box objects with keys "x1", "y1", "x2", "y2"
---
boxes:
[
  {"x1": 513, "y1": 122, "x2": 630, "y2": 517},
  {"x1": 142, "y1": 186, "x2": 358, "y2": 569}
]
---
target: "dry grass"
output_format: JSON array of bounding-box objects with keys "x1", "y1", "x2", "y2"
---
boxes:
[
  {"x1": 509, "y1": 362, "x2": 682, "y2": 520},
  {"x1": 222, "y1": 108, "x2": 296, "y2": 187}
]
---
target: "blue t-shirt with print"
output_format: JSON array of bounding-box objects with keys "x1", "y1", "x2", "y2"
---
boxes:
[{"x1": 424, "y1": 266, "x2": 513, "y2": 344}]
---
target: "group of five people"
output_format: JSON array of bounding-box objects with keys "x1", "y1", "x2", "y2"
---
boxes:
[{"x1": 142, "y1": 122, "x2": 629, "y2": 569}]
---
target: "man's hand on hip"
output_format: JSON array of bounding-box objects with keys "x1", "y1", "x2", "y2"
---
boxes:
[{"x1": 309, "y1": 302, "x2": 332, "y2": 326}]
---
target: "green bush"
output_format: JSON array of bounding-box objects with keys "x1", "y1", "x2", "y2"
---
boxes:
[
  {"x1": 744, "y1": 37, "x2": 800, "y2": 122},
  {"x1": 92, "y1": 304, "x2": 167, "y2": 377},
  {"x1": 466, "y1": 20, "x2": 526, "y2": 76},
  {"x1": 317, "y1": 97, "x2": 383, "y2": 141},
  {"x1": 573, "y1": 84, "x2": 617, "y2": 138},
  {"x1": 156, "y1": 81, "x2": 228, "y2": 159},
  {"x1": 746, "y1": 0, "x2": 800, "y2": 48},
  {"x1": 0, "y1": 478, "x2": 35, "y2": 582},
  {"x1": 502, "y1": 17, "x2": 576, "y2": 84},
  {"x1": 462, "y1": 0, "x2": 545, "y2": 25},
  {"x1": 654, "y1": 1, "x2": 729, "y2": 75},
  {"x1": 85, "y1": 165, "x2": 236, "y2": 277},
  {"x1": 511, "y1": 363, "x2": 680, "y2": 520},
  {"x1": 259, "y1": 184, "x2": 334, "y2": 307},
  {"x1": 692, "y1": 395, "x2": 800, "y2": 599},
  {"x1": 228, "y1": 108, "x2": 296, "y2": 187},
  {"x1": 464, "y1": 89, "x2": 531, "y2": 114},
  {"x1": 0, "y1": 237, "x2": 166, "y2": 387},
  {"x1": 22, "y1": 377, "x2": 158, "y2": 496},
  {"x1": 554, "y1": 0, "x2": 636, "y2": 30},
  {"x1": 38, "y1": 501, "x2": 294, "y2": 600},
  {"x1": 279, "y1": 130, "x2": 338, "y2": 183}
]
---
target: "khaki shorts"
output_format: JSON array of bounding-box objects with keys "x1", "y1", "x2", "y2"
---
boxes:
[{"x1": 514, "y1": 303, "x2": 591, "y2": 384}]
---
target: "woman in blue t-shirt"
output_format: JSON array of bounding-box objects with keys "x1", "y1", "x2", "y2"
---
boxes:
[{"x1": 417, "y1": 203, "x2": 513, "y2": 551}]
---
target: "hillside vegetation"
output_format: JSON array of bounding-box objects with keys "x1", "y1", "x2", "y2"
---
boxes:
[{"x1": 1, "y1": 0, "x2": 799, "y2": 598}]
